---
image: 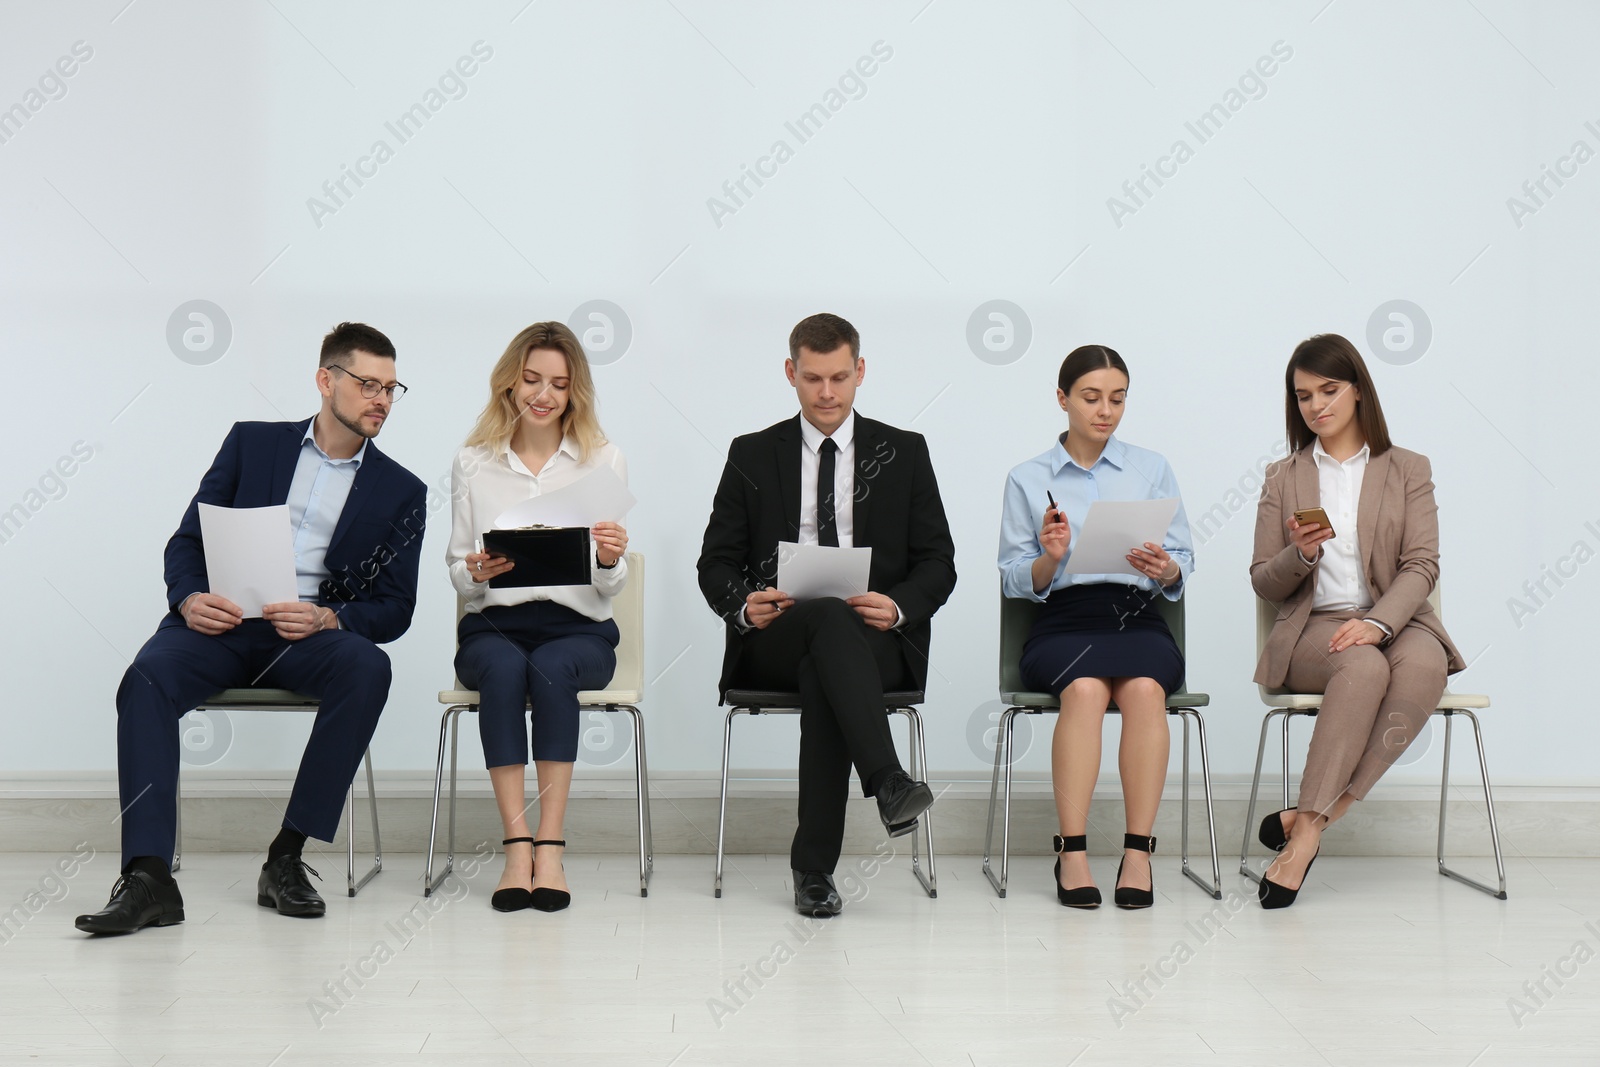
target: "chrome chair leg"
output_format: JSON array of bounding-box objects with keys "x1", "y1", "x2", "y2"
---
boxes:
[
  {"x1": 1176, "y1": 709, "x2": 1222, "y2": 899},
  {"x1": 981, "y1": 707, "x2": 1021, "y2": 897},
  {"x1": 1437, "y1": 709, "x2": 1509, "y2": 899},
  {"x1": 173, "y1": 776, "x2": 183, "y2": 874},
  {"x1": 1241, "y1": 707, "x2": 1292, "y2": 885},
  {"x1": 346, "y1": 748, "x2": 382, "y2": 897},
  {"x1": 423, "y1": 706, "x2": 463, "y2": 897},
  {"x1": 713, "y1": 706, "x2": 740, "y2": 898},
  {"x1": 901, "y1": 707, "x2": 937, "y2": 898},
  {"x1": 620, "y1": 705, "x2": 653, "y2": 896}
]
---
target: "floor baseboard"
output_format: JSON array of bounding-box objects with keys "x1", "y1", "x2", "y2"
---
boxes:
[{"x1": 1, "y1": 773, "x2": 1587, "y2": 858}]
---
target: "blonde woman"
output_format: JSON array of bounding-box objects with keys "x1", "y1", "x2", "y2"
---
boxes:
[{"x1": 447, "y1": 322, "x2": 629, "y2": 913}]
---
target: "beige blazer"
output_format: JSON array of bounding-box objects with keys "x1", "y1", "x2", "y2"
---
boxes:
[{"x1": 1251, "y1": 444, "x2": 1465, "y2": 688}]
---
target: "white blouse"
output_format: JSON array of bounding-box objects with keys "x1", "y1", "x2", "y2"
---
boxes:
[
  {"x1": 446, "y1": 437, "x2": 628, "y2": 621},
  {"x1": 1309, "y1": 439, "x2": 1374, "y2": 614}
]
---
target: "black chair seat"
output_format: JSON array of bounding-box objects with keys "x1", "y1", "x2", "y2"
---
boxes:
[{"x1": 724, "y1": 689, "x2": 925, "y2": 707}]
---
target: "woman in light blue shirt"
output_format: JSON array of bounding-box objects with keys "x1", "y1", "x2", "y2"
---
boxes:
[{"x1": 997, "y1": 345, "x2": 1194, "y2": 910}]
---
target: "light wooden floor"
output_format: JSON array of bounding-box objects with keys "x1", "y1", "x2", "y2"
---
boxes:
[{"x1": 2, "y1": 846, "x2": 1596, "y2": 1065}]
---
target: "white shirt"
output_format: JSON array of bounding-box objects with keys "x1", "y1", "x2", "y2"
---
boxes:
[
  {"x1": 446, "y1": 437, "x2": 628, "y2": 620},
  {"x1": 797, "y1": 411, "x2": 856, "y2": 545},
  {"x1": 737, "y1": 410, "x2": 902, "y2": 629},
  {"x1": 1307, "y1": 440, "x2": 1390, "y2": 636}
]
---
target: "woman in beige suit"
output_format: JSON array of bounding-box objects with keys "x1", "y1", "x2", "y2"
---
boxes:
[{"x1": 1250, "y1": 333, "x2": 1465, "y2": 908}]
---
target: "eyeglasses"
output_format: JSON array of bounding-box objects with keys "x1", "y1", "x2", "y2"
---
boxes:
[{"x1": 330, "y1": 365, "x2": 408, "y2": 402}]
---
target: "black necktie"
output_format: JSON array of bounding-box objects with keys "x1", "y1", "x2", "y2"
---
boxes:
[{"x1": 817, "y1": 438, "x2": 839, "y2": 547}]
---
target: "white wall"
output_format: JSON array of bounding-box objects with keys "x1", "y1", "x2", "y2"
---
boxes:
[{"x1": 2, "y1": 0, "x2": 1594, "y2": 785}]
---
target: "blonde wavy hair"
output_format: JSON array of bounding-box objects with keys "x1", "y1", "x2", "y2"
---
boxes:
[{"x1": 465, "y1": 322, "x2": 606, "y2": 461}]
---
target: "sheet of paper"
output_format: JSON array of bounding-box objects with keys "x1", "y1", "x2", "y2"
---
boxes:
[
  {"x1": 493, "y1": 466, "x2": 637, "y2": 529},
  {"x1": 1061, "y1": 497, "x2": 1180, "y2": 576},
  {"x1": 197, "y1": 503, "x2": 299, "y2": 617},
  {"x1": 775, "y1": 541, "x2": 873, "y2": 601}
]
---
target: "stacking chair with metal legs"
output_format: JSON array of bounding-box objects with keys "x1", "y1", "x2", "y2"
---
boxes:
[
  {"x1": 424, "y1": 552, "x2": 653, "y2": 897},
  {"x1": 714, "y1": 688, "x2": 936, "y2": 898},
  {"x1": 981, "y1": 589, "x2": 1221, "y2": 900},
  {"x1": 174, "y1": 689, "x2": 383, "y2": 897},
  {"x1": 1239, "y1": 592, "x2": 1508, "y2": 899}
]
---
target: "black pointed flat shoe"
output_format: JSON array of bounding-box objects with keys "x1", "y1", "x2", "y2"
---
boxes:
[
  {"x1": 529, "y1": 840, "x2": 570, "y2": 913},
  {"x1": 492, "y1": 837, "x2": 533, "y2": 912}
]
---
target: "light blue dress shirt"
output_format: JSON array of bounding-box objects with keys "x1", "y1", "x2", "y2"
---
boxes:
[
  {"x1": 286, "y1": 422, "x2": 366, "y2": 601},
  {"x1": 998, "y1": 434, "x2": 1194, "y2": 602}
]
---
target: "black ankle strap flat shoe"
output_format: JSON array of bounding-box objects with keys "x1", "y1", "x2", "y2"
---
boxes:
[
  {"x1": 529, "y1": 840, "x2": 570, "y2": 913},
  {"x1": 492, "y1": 838, "x2": 535, "y2": 912}
]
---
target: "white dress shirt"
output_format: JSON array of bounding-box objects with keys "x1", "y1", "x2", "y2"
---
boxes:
[
  {"x1": 1307, "y1": 439, "x2": 1390, "y2": 637},
  {"x1": 798, "y1": 411, "x2": 856, "y2": 545},
  {"x1": 738, "y1": 410, "x2": 902, "y2": 629},
  {"x1": 446, "y1": 437, "x2": 628, "y2": 621}
]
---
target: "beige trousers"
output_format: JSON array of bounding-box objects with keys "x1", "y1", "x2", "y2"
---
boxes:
[{"x1": 1284, "y1": 610, "x2": 1448, "y2": 816}]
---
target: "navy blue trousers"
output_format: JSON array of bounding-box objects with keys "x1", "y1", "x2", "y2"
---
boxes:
[
  {"x1": 116, "y1": 617, "x2": 391, "y2": 867},
  {"x1": 454, "y1": 601, "x2": 619, "y2": 766}
]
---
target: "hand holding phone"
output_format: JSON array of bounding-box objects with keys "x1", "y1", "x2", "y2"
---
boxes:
[{"x1": 1288, "y1": 506, "x2": 1335, "y2": 560}]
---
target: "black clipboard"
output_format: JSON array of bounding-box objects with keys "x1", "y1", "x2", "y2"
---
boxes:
[{"x1": 481, "y1": 526, "x2": 592, "y2": 588}]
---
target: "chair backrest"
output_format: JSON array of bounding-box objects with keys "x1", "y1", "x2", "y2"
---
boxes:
[
  {"x1": 1255, "y1": 582, "x2": 1441, "y2": 698},
  {"x1": 455, "y1": 551, "x2": 644, "y2": 694},
  {"x1": 999, "y1": 583, "x2": 1188, "y2": 693}
]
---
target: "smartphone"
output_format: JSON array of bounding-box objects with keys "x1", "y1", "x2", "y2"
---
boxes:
[{"x1": 1292, "y1": 507, "x2": 1334, "y2": 537}]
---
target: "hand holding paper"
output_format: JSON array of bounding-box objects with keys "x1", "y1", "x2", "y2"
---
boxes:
[
  {"x1": 1061, "y1": 498, "x2": 1179, "y2": 577},
  {"x1": 197, "y1": 503, "x2": 298, "y2": 618},
  {"x1": 775, "y1": 541, "x2": 872, "y2": 600}
]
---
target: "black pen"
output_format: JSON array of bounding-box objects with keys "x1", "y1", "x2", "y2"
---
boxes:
[{"x1": 1045, "y1": 490, "x2": 1062, "y2": 524}]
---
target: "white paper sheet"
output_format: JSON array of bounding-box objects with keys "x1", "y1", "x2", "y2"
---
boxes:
[
  {"x1": 1061, "y1": 497, "x2": 1180, "y2": 576},
  {"x1": 197, "y1": 503, "x2": 299, "y2": 617},
  {"x1": 493, "y1": 466, "x2": 637, "y2": 529},
  {"x1": 775, "y1": 541, "x2": 873, "y2": 601}
]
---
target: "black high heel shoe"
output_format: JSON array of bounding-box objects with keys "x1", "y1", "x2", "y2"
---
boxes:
[
  {"x1": 529, "y1": 840, "x2": 571, "y2": 913},
  {"x1": 1258, "y1": 808, "x2": 1297, "y2": 852},
  {"x1": 1259, "y1": 844, "x2": 1319, "y2": 909},
  {"x1": 491, "y1": 838, "x2": 533, "y2": 912},
  {"x1": 1052, "y1": 834, "x2": 1101, "y2": 909},
  {"x1": 1113, "y1": 833, "x2": 1156, "y2": 910}
]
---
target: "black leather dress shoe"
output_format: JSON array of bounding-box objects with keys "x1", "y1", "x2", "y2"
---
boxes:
[
  {"x1": 75, "y1": 871, "x2": 185, "y2": 935},
  {"x1": 875, "y1": 770, "x2": 934, "y2": 837},
  {"x1": 257, "y1": 855, "x2": 326, "y2": 917},
  {"x1": 792, "y1": 870, "x2": 842, "y2": 917}
]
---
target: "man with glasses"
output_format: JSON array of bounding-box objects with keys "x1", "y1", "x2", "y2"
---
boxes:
[{"x1": 77, "y1": 323, "x2": 428, "y2": 935}]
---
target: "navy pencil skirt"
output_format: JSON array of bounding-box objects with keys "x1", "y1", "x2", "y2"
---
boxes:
[{"x1": 1018, "y1": 583, "x2": 1184, "y2": 697}]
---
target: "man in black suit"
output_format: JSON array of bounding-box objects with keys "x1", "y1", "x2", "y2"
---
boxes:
[
  {"x1": 698, "y1": 313, "x2": 957, "y2": 917},
  {"x1": 76, "y1": 323, "x2": 428, "y2": 936}
]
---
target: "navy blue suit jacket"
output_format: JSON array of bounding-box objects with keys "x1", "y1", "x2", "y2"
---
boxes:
[{"x1": 161, "y1": 419, "x2": 428, "y2": 645}]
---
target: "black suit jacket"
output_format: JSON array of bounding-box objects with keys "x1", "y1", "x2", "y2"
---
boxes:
[
  {"x1": 697, "y1": 413, "x2": 957, "y2": 693},
  {"x1": 161, "y1": 418, "x2": 428, "y2": 645}
]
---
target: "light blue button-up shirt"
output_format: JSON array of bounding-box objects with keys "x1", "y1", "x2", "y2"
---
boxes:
[
  {"x1": 286, "y1": 422, "x2": 366, "y2": 601},
  {"x1": 998, "y1": 434, "x2": 1194, "y2": 602}
]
